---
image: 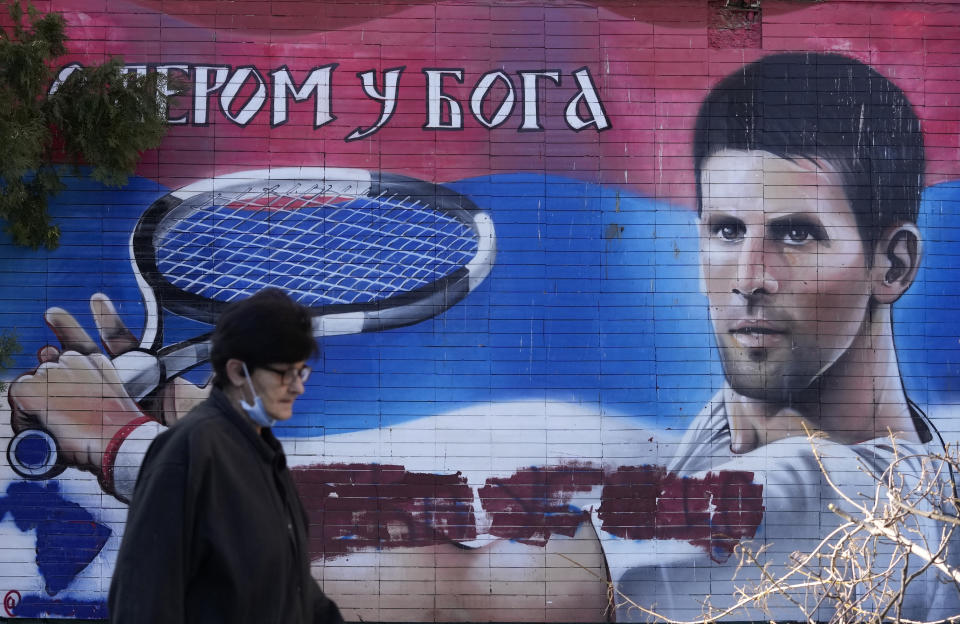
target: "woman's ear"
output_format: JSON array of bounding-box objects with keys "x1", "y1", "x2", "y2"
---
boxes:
[
  {"x1": 871, "y1": 222, "x2": 921, "y2": 305},
  {"x1": 224, "y1": 358, "x2": 248, "y2": 388}
]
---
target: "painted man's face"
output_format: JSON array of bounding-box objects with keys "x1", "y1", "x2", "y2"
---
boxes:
[{"x1": 698, "y1": 150, "x2": 873, "y2": 401}]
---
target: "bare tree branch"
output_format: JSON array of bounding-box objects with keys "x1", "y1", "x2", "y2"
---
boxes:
[{"x1": 582, "y1": 431, "x2": 960, "y2": 624}]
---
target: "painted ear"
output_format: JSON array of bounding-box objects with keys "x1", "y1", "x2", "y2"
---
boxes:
[{"x1": 871, "y1": 223, "x2": 921, "y2": 305}]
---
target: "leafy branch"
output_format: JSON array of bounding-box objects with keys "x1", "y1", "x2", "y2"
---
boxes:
[
  {"x1": 0, "y1": 330, "x2": 22, "y2": 393},
  {"x1": 0, "y1": 1, "x2": 182, "y2": 248}
]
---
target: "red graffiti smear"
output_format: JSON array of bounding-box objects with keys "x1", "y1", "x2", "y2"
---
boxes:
[
  {"x1": 598, "y1": 466, "x2": 764, "y2": 562},
  {"x1": 478, "y1": 463, "x2": 604, "y2": 546},
  {"x1": 594, "y1": 465, "x2": 665, "y2": 541},
  {"x1": 292, "y1": 463, "x2": 477, "y2": 559},
  {"x1": 292, "y1": 462, "x2": 763, "y2": 562}
]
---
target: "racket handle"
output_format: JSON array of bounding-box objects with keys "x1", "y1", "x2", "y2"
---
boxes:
[
  {"x1": 6, "y1": 352, "x2": 160, "y2": 480},
  {"x1": 112, "y1": 350, "x2": 163, "y2": 402}
]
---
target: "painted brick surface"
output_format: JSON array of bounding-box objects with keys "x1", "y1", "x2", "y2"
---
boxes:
[{"x1": 1, "y1": 0, "x2": 960, "y2": 621}]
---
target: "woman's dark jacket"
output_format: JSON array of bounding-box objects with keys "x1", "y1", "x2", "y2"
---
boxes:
[{"x1": 108, "y1": 388, "x2": 343, "y2": 624}]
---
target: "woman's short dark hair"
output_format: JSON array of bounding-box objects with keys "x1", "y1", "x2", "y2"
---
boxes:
[
  {"x1": 693, "y1": 52, "x2": 924, "y2": 255},
  {"x1": 209, "y1": 288, "x2": 318, "y2": 388}
]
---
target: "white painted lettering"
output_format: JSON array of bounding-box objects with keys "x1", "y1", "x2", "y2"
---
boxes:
[
  {"x1": 271, "y1": 65, "x2": 337, "y2": 128},
  {"x1": 194, "y1": 66, "x2": 229, "y2": 125},
  {"x1": 519, "y1": 70, "x2": 560, "y2": 131},
  {"x1": 565, "y1": 67, "x2": 610, "y2": 131},
  {"x1": 156, "y1": 65, "x2": 190, "y2": 124},
  {"x1": 346, "y1": 68, "x2": 405, "y2": 141},
  {"x1": 219, "y1": 67, "x2": 267, "y2": 126},
  {"x1": 424, "y1": 69, "x2": 464, "y2": 130},
  {"x1": 48, "y1": 64, "x2": 82, "y2": 94},
  {"x1": 470, "y1": 71, "x2": 515, "y2": 129}
]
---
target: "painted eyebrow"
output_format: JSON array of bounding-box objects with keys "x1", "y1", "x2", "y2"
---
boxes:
[{"x1": 701, "y1": 211, "x2": 745, "y2": 226}]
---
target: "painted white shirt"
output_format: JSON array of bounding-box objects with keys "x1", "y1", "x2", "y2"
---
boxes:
[{"x1": 596, "y1": 392, "x2": 960, "y2": 622}]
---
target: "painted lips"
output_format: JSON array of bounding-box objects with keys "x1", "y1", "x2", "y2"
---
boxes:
[{"x1": 728, "y1": 322, "x2": 789, "y2": 348}]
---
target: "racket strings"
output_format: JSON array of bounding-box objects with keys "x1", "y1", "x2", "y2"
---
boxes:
[
  {"x1": 240, "y1": 190, "x2": 474, "y2": 290},
  {"x1": 156, "y1": 183, "x2": 478, "y2": 307},
  {"x1": 159, "y1": 184, "x2": 325, "y2": 300},
  {"x1": 163, "y1": 197, "x2": 469, "y2": 303}
]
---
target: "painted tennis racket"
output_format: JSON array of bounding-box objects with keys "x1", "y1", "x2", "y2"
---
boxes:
[{"x1": 8, "y1": 167, "x2": 496, "y2": 479}]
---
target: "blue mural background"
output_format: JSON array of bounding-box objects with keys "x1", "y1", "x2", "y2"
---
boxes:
[{"x1": 2, "y1": 173, "x2": 958, "y2": 433}]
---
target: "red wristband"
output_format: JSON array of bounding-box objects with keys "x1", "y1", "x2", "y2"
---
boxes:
[{"x1": 100, "y1": 415, "x2": 155, "y2": 498}]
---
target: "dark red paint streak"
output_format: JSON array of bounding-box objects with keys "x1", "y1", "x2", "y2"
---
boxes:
[
  {"x1": 292, "y1": 463, "x2": 477, "y2": 559},
  {"x1": 594, "y1": 465, "x2": 665, "y2": 541},
  {"x1": 477, "y1": 464, "x2": 605, "y2": 546},
  {"x1": 291, "y1": 462, "x2": 763, "y2": 562},
  {"x1": 598, "y1": 466, "x2": 764, "y2": 562}
]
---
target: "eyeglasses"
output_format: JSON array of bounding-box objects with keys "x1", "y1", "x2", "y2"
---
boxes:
[{"x1": 260, "y1": 364, "x2": 312, "y2": 385}]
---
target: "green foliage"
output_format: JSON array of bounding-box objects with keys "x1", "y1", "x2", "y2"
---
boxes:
[
  {"x1": 48, "y1": 59, "x2": 172, "y2": 187},
  {"x1": 0, "y1": 329, "x2": 22, "y2": 394},
  {"x1": 0, "y1": 1, "x2": 179, "y2": 248}
]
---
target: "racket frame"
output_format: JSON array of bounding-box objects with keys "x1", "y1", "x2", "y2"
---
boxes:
[{"x1": 131, "y1": 167, "x2": 495, "y2": 379}]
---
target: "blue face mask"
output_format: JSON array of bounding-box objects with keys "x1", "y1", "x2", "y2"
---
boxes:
[{"x1": 240, "y1": 363, "x2": 277, "y2": 428}]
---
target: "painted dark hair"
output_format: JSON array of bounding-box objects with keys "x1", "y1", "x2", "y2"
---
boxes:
[
  {"x1": 210, "y1": 287, "x2": 318, "y2": 389},
  {"x1": 693, "y1": 52, "x2": 924, "y2": 253}
]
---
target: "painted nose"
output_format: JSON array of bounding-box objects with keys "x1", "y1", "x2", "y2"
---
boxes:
[{"x1": 732, "y1": 236, "x2": 779, "y2": 296}]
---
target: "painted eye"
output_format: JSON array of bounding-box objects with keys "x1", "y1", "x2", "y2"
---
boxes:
[
  {"x1": 713, "y1": 222, "x2": 745, "y2": 242},
  {"x1": 784, "y1": 226, "x2": 813, "y2": 244},
  {"x1": 771, "y1": 222, "x2": 823, "y2": 246}
]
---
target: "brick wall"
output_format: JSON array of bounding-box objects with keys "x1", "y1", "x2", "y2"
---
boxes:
[{"x1": 1, "y1": 0, "x2": 959, "y2": 620}]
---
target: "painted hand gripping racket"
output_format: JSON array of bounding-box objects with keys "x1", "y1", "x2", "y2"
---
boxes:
[{"x1": 8, "y1": 167, "x2": 496, "y2": 479}]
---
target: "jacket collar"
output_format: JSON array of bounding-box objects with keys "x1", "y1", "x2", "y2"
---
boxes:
[{"x1": 208, "y1": 387, "x2": 286, "y2": 467}]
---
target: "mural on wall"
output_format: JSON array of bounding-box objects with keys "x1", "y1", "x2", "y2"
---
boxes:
[{"x1": 1, "y1": 0, "x2": 960, "y2": 621}]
